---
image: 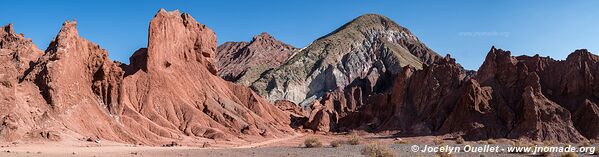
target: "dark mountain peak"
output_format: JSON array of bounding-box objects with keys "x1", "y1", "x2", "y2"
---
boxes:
[
  {"x1": 485, "y1": 46, "x2": 512, "y2": 59},
  {"x1": 567, "y1": 49, "x2": 599, "y2": 61},
  {"x1": 216, "y1": 32, "x2": 296, "y2": 84},
  {"x1": 252, "y1": 32, "x2": 274, "y2": 42},
  {"x1": 247, "y1": 32, "x2": 294, "y2": 50},
  {"x1": 2, "y1": 23, "x2": 15, "y2": 35},
  {"x1": 490, "y1": 45, "x2": 497, "y2": 52}
]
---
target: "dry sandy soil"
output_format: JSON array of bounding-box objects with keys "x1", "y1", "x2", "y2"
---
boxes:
[{"x1": 1, "y1": 133, "x2": 595, "y2": 157}]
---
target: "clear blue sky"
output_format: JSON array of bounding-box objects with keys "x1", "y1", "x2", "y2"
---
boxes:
[{"x1": 2, "y1": 0, "x2": 598, "y2": 70}]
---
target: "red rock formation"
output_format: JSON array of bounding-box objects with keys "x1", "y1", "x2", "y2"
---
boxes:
[
  {"x1": 473, "y1": 47, "x2": 592, "y2": 142},
  {"x1": 0, "y1": 24, "x2": 45, "y2": 141},
  {"x1": 339, "y1": 55, "x2": 466, "y2": 134},
  {"x1": 274, "y1": 100, "x2": 304, "y2": 116},
  {"x1": 509, "y1": 75, "x2": 585, "y2": 142},
  {"x1": 216, "y1": 32, "x2": 297, "y2": 85},
  {"x1": 572, "y1": 100, "x2": 599, "y2": 139},
  {"x1": 0, "y1": 9, "x2": 295, "y2": 145},
  {"x1": 438, "y1": 79, "x2": 505, "y2": 140},
  {"x1": 329, "y1": 47, "x2": 597, "y2": 143},
  {"x1": 117, "y1": 9, "x2": 293, "y2": 144},
  {"x1": 0, "y1": 24, "x2": 43, "y2": 74},
  {"x1": 1, "y1": 10, "x2": 598, "y2": 145},
  {"x1": 19, "y1": 20, "x2": 135, "y2": 143},
  {"x1": 303, "y1": 80, "x2": 372, "y2": 132}
]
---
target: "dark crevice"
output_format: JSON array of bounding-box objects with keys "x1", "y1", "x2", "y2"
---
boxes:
[{"x1": 34, "y1": 66, "x2": 53, "y2": 105}]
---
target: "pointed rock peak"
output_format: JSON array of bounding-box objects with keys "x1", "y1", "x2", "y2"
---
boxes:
[
  {"x1": 57, "y1": 19, "x2": 79, "y2": 38},
  {"x1": 353, "y1": 13, "x2": 393, "y2": 22},
  {"x1": 574, "y1": 49, "x2": 589, "y2": 53},
  {"x1": 147, "y1": 8, "x2": 217, "y2": 74},
  {"x1": 444, "y1": 54, "x2": 452, "y2": 60},
  {"x1": 1, "y1": 23, "x2": 27, "y2": 39},
  {"x1": 567, "y1": 49, "x2": 599, "y2": 61},
  {"x1": 61, "y1": 20, "x2": 77, "y2": 29},
  {"x1": 321, "y1": 13, "x2": 404, "y2": 38},
  {"x1": 157, "y1": 8, "x2": 167, "y2": 13},
  {"x1": 155, "y1": 8, "x2": 181, "y2": 17},
  {"x1": 2, "y1": 23, "x2": 14, "y2": 35},
  {"x1": 570, "y1": 49, "x2": 592, "y2": 57},
  {"x1": 317, "y1": 13, "x2": 417, "y2": 43},
  {"x1": 447, "y1": 54, "x2": 459, "y2": 64},
  {"x1": 343, "y1": 13, "x2": 403, "y2": 30},
  {"x1": 252, "y1": 32, "x2": 274, "y2": 42},
  {"x1": 151, "y1": 9, "x2": 200, "y2": 28},
  {"x1": 485, "y1": 46, "x2": 511, "y2": 59}
]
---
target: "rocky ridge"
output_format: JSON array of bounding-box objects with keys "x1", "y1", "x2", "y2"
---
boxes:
[
  {"x1": 118, "y1": 9, "x2": 294, "y2": 144},
  {"x1": 332, "y1": 47, "x2": 598, "y2": 142},
  {"x1": 233, "y1": 14, "x2": 598, "y2": 143},
  {"x1": 0, "y1": 9, "x2": 294, "y2": 145},
  {"x1": 0, "y1": 24, "x2": 45, "y2": 141},
  {"x1": 1, "y1": 10, "x2": 598, "y2": 145},
  {"x1": 250, "y1": 14, "x2": 441, "y2": 105},
  {"x1": 217, "y1": 32, "x2": 297, "y2": 86}
]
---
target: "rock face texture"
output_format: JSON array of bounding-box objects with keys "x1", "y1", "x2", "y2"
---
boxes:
[
  {"x1": 250, "y1": 14, "x2": 440, "y2": 105},
  {"x1": 0, "y1": 24, "x2": 45, "y2": 141},
  {"x1": 333, "y1": 47, "x2": 597, "y2": 142},
  {"x1": 339, "y1": 55, "x2": 468, "y2": 134},
  {"x1": 0, "y1": 24, "x2": 43, "y2": 74},
  {"x1": 1, "y1": 10, "x2": 598, "y2": 145},
  {"x1": 118, "y1": 9, "x2": 293, "y2": 144},
  {"x1": 217, "y1": 33, "x2": 297, "y2": 86},
  {"x1": 240, "y1": 14, "x2": 597, "y2": 142},
  {"x1": 19, "y1": 20, "x2": 134, "y2": 143},
  {"x1": 0, "y1": 9, "x2": 294, "y2": 145}
]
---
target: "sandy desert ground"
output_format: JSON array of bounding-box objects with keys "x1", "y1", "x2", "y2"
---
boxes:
[{"x1": 0, "y1": 133, "x2": 595, "y2": 157}]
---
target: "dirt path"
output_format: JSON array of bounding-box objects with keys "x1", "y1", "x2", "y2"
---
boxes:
[{"x1": 234, "y1": 133, "x2": 304, "y2": 148}]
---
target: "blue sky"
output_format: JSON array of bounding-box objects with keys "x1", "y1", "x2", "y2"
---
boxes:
[{"x1": 2, "y1": 0, "x2": 598, "y2": 70}]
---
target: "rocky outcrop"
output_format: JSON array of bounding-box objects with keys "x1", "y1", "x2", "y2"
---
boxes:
[
  {"x1": 336, "y1": 47, "x2": 596, "y2": 142},
  {"x1": 469, "y1": 47, "x2": 593, "y2": 142},
  {"x1": 572, "y1": 100, "x2": 599, "y2": 140},
  {"x1": 117, "y1": 9, "x2": 293, "y2": 144},
  {"x1": 0, "y1": 9, "x2": 295, "y2": 145},
  {"x1": 217, "y1": 33, "x2": 297, "y2": 85},
  {"x1": 303, "y1": 79, "x2": 373, "y2": 132},
  {"x1": 1, "y1": 10, "x2": 598, "y2": 145},
  {"x1": 0, "y1": 24, "x2": 44, "y2": 141},
  {"x1": 337, "y1": 55, "x2": 467, "y2": 134},
  {"x1": 0, "y1": 24, "x2": 43, "y2": 74},
  {"x1": 251, "y1": 14, "x2": 440, "y2": 105},
  {"x1": 19, "y1": 20, "x2": 134, "y2": 143}
]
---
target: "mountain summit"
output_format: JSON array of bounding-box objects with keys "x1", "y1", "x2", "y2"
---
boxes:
[
  {"x1": 250, "y1": 13, "x2": 440, "y2": 105},
  {"x1": 217, "y1": 32, "x2": 297, "y2": 85},
  {"x1": 0, "y1": 9, "x2": 295, "y2": 145}
]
